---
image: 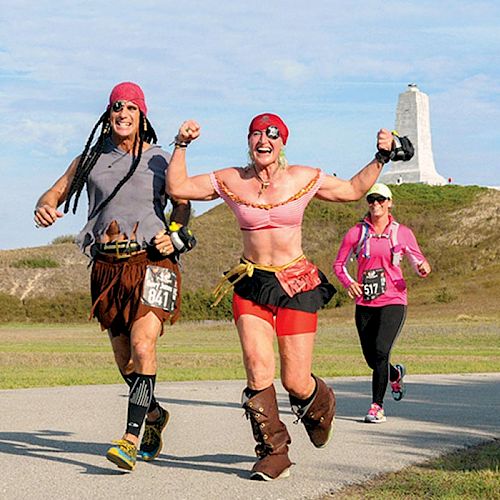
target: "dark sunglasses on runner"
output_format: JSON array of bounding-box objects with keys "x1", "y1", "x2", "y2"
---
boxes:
[
  {"x1": 111, "y1": 100, "x2": 138, "y2": 113},
  {"x1": 367, "y1": 194, "x2": 388, "y2": 204}
]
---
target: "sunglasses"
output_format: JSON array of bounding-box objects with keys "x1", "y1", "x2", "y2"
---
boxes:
[
  {"x1": 367, "y1": 194, "x2": 388, "y2": 204},
  {"x1": 111, "y1": 100, "x2": 138, "y2": 113},
  {"x1": 252, "y1": 126, "x2": 280, "y2": 140}
]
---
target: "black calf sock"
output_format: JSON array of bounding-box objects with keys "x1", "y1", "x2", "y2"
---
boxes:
[
  {"x1": 121, "y1": 371, "x2": 158, "y2": 413},
  {"x1": 389, "y1": 364, "x2": 400, "y2": 382},
  {"x1": 126, "y1": 373, "x2": 156, "y2": 437},
  {"x1": 289, "y1": 378, "x2": 317, "y2": 410},
  {"x1": 244, "y1": 386, "x2": 265, "y2": 399}
]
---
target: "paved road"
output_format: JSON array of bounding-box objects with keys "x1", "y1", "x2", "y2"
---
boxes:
[{"x1": 1, "y1": 373, "x2": 498, "y2": 499}]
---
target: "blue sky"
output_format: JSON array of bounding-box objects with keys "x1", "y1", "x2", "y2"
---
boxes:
[{"x1": 1, "y1": 1, "x2": 499, "y2": 250}]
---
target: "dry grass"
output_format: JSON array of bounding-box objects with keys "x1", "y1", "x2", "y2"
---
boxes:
[{"x1": 1, "y1": 185, "x2": 499, "y2": 305}]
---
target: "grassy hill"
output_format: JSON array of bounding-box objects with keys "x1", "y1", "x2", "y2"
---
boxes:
[{"x1": 1, "y1": 184, "x2": 499, "y2": 321}]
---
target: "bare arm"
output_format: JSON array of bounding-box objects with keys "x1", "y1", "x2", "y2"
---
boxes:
[
  {"x1": 34, "y1": 157, "x2": 79, "y2": 227},
  {"x1": 166, "y1": 120, "x2": 219, "y2": 201},
  {"x1": 316, "y1": 128, "x2": 393, "y2": 202}
]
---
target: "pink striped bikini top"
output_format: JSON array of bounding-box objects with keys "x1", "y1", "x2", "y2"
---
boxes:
[{"x1": 209, "y1": 169, "x2": 325, "y2": 231}]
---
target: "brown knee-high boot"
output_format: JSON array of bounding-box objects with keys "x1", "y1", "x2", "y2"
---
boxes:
[
  {"x1": 291, "y1": 374, "x2": 336, "y2": 448},
  {"x1": 242, "y1": 384, "x2": 292, "y2": 481}
]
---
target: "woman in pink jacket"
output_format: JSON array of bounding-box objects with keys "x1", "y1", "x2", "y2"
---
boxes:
[{"x1": 333, "y1": 183, "x2": 431, "y2": 423}]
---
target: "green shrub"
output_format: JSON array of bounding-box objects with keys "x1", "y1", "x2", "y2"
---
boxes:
[
  {"x1": 51, "y1": 235, "x2": 76, "y2": 244},
  {"x1": 181, "y1": 289, "x2": 233, "y2": 321},
  {"x1": 24, "y1": 293, "x2": 91, "y2": 323},
  {"x1": 389, "y1": 183, "x2": 485, "y2": 207},
  {"x1": 324, "y1": 287, "x2": 350, "y2": 308},
  {"x1": 2, "y1": 289, "x2": 231, "y2": 323},
  {"x1": 11, "y1": 258, "x2": 59, "y2": 269},
  {"x1": 434, "y1": 287, "x2": 457, "y2": 304},
  {"x1": 0, "y1": 293, "x2": 26, "y2": 322}
]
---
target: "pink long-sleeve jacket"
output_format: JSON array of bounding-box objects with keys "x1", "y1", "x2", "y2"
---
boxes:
[{"x1": 333, "y1": 215, "x2": 427, "y2": 307}]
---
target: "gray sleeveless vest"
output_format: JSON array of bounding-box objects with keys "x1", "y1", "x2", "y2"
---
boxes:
[{"x1": 76, "y1": 138, "x2": 171, "y2": 255}]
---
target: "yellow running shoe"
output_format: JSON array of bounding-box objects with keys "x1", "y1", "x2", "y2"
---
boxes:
[
  {"x1": 106, "y1": 439, "x2": 137, "y2": 471},
  {"x1": 139, "y1": 406, "x2": 170, "y2": 462}
]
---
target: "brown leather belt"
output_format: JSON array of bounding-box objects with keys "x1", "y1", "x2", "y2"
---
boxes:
[{"x1": 93, "y1": 241, "x2": 146, "y2": 259}]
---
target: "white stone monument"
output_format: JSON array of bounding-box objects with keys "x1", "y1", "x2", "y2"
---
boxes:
[{"x1": 380, "y1": 84, "x2": 447, "y2": 185}]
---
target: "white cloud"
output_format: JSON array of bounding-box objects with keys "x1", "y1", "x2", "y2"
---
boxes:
[{"x1": 270, "y1": 59, "x2": 309, "y2": 84}]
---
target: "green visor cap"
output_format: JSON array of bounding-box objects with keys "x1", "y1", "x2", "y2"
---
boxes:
[{"x1": 366, "y1": 183, "x2": 392, "y2": 200}]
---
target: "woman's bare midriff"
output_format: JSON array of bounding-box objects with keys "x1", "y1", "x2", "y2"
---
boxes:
[{"x1": 241, "y1": 226, "x2": 303, "y2": 266}]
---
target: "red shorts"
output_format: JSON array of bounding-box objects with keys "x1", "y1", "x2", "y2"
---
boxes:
[{"x1": 232, "y1": 293, "x2": 317, "y2": 336}]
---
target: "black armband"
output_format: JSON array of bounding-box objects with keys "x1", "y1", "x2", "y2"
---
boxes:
[
  {"x1": 174, "y1": 134, "x2": 191, "y2": 148},
  {"x1": 168, "y1": 222, "x2": 197, "y2": 254},
  {"x1": 376, "y1": 131, "x2": 414, "y2": 164},
  {"x1": 375, "y1": 150, "x2": 392, "y2": 164},
  {"x1": 391, "y1": 134, "x2": 414, "y2": 161}
]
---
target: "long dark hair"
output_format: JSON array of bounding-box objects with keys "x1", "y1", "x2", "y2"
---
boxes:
[{"x1": 64, "y1": 110, "x2": 158, "y2": 217}]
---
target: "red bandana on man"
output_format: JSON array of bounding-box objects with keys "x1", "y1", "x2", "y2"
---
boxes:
[{"x1": 108, "y1": 82, "x2": 148, "y2": 116}]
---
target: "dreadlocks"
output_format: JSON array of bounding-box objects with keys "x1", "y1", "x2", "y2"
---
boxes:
[{"x1": 64, "y1": 111, "x2": 158, "y2": 216}]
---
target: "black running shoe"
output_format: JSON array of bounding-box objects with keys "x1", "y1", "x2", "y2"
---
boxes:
[{"x1": 139, "y1": 406, "x2": 170, "y2": 461}]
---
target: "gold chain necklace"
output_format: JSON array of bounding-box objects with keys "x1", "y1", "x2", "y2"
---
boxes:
[{"x1": 253, "y1": 165, "x2": 277, "y2": 196}]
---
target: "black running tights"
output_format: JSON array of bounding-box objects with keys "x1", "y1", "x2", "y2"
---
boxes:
[{"x1": 355, "y1": 304, "x2": 407, "y2": 406}]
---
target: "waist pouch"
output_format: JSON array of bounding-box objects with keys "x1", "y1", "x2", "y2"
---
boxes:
[{"x1": 275, "y1": 258, "x2": 322, "y2": 297}]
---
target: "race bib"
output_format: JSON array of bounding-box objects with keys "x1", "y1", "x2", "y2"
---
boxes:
[
  {"x1": 141, "y1": 265, "x2": 178, "y2": 312},
  {"x1": 362, "y1": 268, "x2": 386, "y2": 301}
]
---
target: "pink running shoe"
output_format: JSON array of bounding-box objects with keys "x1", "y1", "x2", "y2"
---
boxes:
[
  {"x1": 364, "y1": 403, "x2": 386, "y2": 423},
  {"x1": 390, "y1": 364, "x2": 406, "y2": 401}
]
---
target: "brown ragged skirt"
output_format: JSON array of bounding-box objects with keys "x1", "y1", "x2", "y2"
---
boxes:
[{"x1": 90, "y1": 250, "x2": 181, "y2": 336}]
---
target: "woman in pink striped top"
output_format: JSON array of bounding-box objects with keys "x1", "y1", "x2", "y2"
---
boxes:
[{"x1": 167, "y1": 113, "x2": 395, "y2": 481}]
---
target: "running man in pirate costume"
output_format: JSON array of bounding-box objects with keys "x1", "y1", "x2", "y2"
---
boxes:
[
  {"x1": 334, "y1": 183, "x2": 431, "y2": 423},
  {"x1": 34, "y1": 82, "x2": 195, "y2": 471},
  {"x1": 166, "y1": 113, "x2": 405, "y2": 480}
]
